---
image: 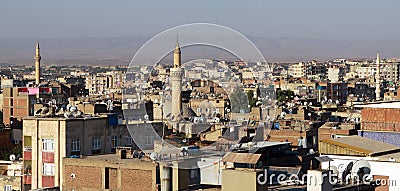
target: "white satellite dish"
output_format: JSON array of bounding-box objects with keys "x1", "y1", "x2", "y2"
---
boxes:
[
  {"x1": 280, "y1": 112, "x2": 286, "y2": 119},
  {"x1": 328, "y1": 166, "x2": 339, "y2": 177},
  {"x1": 149, "y1": 152, "x2": 158, "y2": 161},
  {"x1": 144, "y1": 114, "x2": 149, "y2": 121},
  {"x1": 9, "y1": 154, "x2": 16, "y2": 161}
]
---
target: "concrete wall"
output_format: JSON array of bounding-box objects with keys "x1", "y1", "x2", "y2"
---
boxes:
[
  {"x1": 222, "y1": 169, "x2": 268, "y2": 191},
  {"x1": 0, "y1": 175, "x2": 21, "y2": 191}
]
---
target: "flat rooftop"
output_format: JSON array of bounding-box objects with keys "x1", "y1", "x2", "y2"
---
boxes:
[
  {"x1": 23, "y1": 115, "x2": 107, "y2": 121},
  {"x1": 355, "y1": 101, "x2": 400, "y2": 109}
]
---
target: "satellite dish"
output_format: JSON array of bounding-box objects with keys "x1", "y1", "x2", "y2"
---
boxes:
[
  {"x1": 351, "y1": 160, "x2": 371, "y2": 181},
  {"x1": 70, "y1": 106, "x2": 77, "y2": 112},
  {"x1": 144, "y1": 114, "x2": 149, "y2": 121},
  {"x1": 9, "y1": 154, "x2": 16, "y2": 161},
  {"x1": 70, "y1": 173, "x2": 76, "y2": 179},
  {"x1": 149, "y1": 152, "x2": 158, "y2": 161},
  {"x1": 280, "y1": 112, "x2": 286, "y2": 119},
  {"x1": 342, "y1": 161, "x2": 353, "y2": 183},
  {"x1": 328, "y1": 166, "x2": 339, "y2": 177}
]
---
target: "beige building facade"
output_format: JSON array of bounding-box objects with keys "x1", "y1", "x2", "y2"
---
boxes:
[{"x1": 22, "y1": 116, "x2": 131, "y2": 190}]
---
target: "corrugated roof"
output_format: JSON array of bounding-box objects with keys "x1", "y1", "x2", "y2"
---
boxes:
[
  {"x1": 222, "y1": 152, "x2": 261, "y2": 164},
  {"x1": 320, "y1": 136, "x2": 400, "y2": 156}
]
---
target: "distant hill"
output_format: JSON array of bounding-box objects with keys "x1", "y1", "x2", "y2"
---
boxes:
[{"x1": 0, "y1": 36, "x2": 399, "y2": 66}]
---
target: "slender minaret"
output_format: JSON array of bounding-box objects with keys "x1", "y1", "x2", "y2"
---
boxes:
[
  {"x1": 375, "y1": 53, "x2": 381, "y2": 101},
  {"x1": 170, "y1": 39, "x2": 183, "y2": 127},
  {"x1": 34, "y1": 42, "x2": 41, "y2": 85}
]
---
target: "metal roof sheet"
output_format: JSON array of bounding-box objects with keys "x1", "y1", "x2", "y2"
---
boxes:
[
  {"x1": 222, "y1": 152, "x2": 261, "y2": 164},
  {"x1": 320, "y1": 136, "x2": 400, "y2": 156}
]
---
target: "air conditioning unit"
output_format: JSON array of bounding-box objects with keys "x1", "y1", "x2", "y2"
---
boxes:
[
  {"x1": 330, "y1": 134, "x2": 337, "y2": 139},
  {"x1": 13, "y1": 140, "x2": 19, "y2": 144}
]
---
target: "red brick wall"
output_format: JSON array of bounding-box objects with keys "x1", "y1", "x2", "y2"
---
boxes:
[
  {"x1": 17, "y1": 98, "x2": 28, "y2": 107},
  {"x1": 15, "y1": 108, "x2": 28, "y2": 117},
  {"x1": 3, "y1": 108, "x2": 10, "y2": 125},
  {"x1": 3, "y1": 98, "x2": 10, "y2": 106},
  {"x1": 121, "y1": 169, "x2": 153, "y2": 191},
  {"x1": 267, "y1": 129, "x2": 307, "y2": 146},
  {"x1": 362, "y1": 108, "x2": 400, "y2": 123},
  {"x1": 42, "y1": 152, "x2": 54, "y2": 163},
  {"x1": 373, "y1": 175, "x2": 389, "y2": 191},
  {"x1": 361, "y1": 108, "x2": 400, "y2": 132},
  {"x1": 63, "y1": 166, "x2": 102, "y2": 190}
]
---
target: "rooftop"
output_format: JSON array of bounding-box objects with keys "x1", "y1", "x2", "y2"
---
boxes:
[
  {"x1": 355, "y1": 101, "x2": 400, "y2": 109},
  {"x1": 23, "y1": 115, "x2": 107, "y2": 121},
  {"x1": 320, "y1": 136, "x2": 400, "y2": 156}
]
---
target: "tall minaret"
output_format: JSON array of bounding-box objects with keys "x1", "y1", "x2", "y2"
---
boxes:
[
  {"x1": 34, "y1": 42, "x2": 41, "y2": 85},
  {"x1": 170, "y1": 39, "x2": 183, "y2": 127},
  {"x1": 375, "y1": 53, "x2": 381, "y2": 101}
]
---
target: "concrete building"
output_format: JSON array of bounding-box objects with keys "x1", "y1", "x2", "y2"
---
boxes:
[
  {"x1": 327, "y1": 66, "x2": 344, "y2": 83},
  {"x1": 85, "y1": 71, "x2": 126, "y2": 95},
  {"x1": 2, "y1": 87, "x2": 51, "y2": 128},
  {"x1": 22, "y1": 116, "x2": 131, "y2": 190},
  {"x1": 0, "y1": 160, "x2": 23, "y2": 191},
  {"x1": 288, "y1": 62, "x2": 306, "y2": 78}
]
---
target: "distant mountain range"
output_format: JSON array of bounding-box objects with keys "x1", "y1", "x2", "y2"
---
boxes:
[{"x1": 0, "y1": 36, "x2": 399, "y2": 66}]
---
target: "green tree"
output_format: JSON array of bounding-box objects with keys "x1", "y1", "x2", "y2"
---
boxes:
[
  {"x1": 230, "y1": 85, "x2": 249, "y2": 113},
  {"x1": 247, "y1": 90, "x2": 257, "y2": 107},
  {"x1": 277, "y1": 90, "x2": 295, "y2": 102}
]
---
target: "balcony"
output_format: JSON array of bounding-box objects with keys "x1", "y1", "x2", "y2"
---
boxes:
[
  {"x1": 23, "y1": 151, "x2": 32, "y2": 160},
  {"x1": 23, "y1": 175, "x2": 32, "y2": 184}
]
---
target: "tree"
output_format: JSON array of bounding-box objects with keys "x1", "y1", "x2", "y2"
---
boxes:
[
  {"x1": 277, "y1": 90, "x2": 295, "y2": 103},
  {"x1": 230, "y1": 85, "x2": 249, "y2": 113},
  {"x1": 247, "y1": 90, "x2": 257, "y2": 107}
]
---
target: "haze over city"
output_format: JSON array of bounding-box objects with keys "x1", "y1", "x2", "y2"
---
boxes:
[{"x1": 1, "y1": 0, "x2": 400, "y2": 65}]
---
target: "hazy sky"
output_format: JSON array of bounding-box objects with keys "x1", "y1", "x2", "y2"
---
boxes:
[{"x1": 1, "y1": 0, "x2": 399, "y2": 40}]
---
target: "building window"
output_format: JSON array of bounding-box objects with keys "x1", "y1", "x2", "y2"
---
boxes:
[
  {"x1": 42, "y1": 139, "x2": 54, "y2": 152},
  {"x1": 4, "y1": 185, "x2": 12, "y2": 191},
  {"x1": 92, "y1": 137, "x2": 101, "y2": 150},
  {"x1": 111, "y1": 136, "x2": 118, "y2": 148},
  {"x1": 42, "y1": 163, "x2": 55, "y2": 176},
  {"x1": 190, "y1": 169, "x2": 198, "y2": 179},
  {"x1": 71, "y1": 138, "x2": 80, "y2": 151},
  {"x1": 125, "y1": 135, "x2": 132, "y2": 146}
]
